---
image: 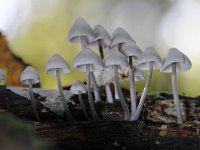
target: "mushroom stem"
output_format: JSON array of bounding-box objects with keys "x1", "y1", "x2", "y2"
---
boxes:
[
  {"x1": 113, "y1": 65, "x2": 130, "y2": 120},
  {"x1": 133, "y1": 62, "x2": 153, "y2": 120},
  {"x1": 90, "y1": 72, "x2": 101, "y2": 102},
  {"x1": 86, "y1": 64, "x2": 100, "y2": 121},
  {"x1": 56, "y1": 69, "x2": 74, "y2": 121},
  {"x1": 129, "y1": 56, "x2": 137, "y2": 120},
  {"x1": 78, "y1": 91, "x2": 89, "y2": 120},
  {"x1": 172, "y1": 63, "x2": 183, "y2": 124},
  {"x1": 97, "y1": 39, "x2": 113, "y2": 103},
  {"x1": 28, "y1": 80, "x2": 40, "y2": 122}
]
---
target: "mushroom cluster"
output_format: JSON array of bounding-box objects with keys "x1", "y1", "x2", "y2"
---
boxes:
[{"x1": 16, "y1": 17, "x2": 191, "y2": 124}]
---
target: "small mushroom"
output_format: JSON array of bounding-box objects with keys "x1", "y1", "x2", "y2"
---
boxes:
[
  {"x1": 104, "y1": 50, "x2": 130, "y2": 120},
  {"x1": 134, "y1": 47, "x2": 162, "y2": 121},
  {"x1": 73, "y1": 48, "x2": 103, "y2": 121},
  {"x1": 89, "y1": 24, "x2": 114, "y2": 103},
  {"x1": 46, "y1": 54, "x2": 74, "y2": 121},
  {"x1": 120, "y1": 43, "x2": 142, "y2": 118},
  {"x1": 0, "y1": 69, "x2": 6, "y2": 86},
  {"x1": 161, "y1": 48, "x2": 192, "y2": 124},
  {"x1": 20, "y1": 66, "x2": 40, "y2": 122},
  {"x1": 70, "y1": 80, "x2": 89, "y2": 120}
]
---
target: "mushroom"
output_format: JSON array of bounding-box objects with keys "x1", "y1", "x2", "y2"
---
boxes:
[
  {"x1": 89, "y1": 24, "x2": 113, "y2": 103},
  {"x1": 110, "y1": 27, "x2": 136, "y2": 100},
  {"x1": 68, "y1": 17, "x2": 101, "y2": 103},
  {"x1": 0, "y1": 69, "x2": 6, "y2": 86},
  {"x1": 70, "y1": 80, "x2": 89, "y2": 120},
  {"x1": 134, "y1": 47, "x2": 162, "y2": 120},
  {"x1": 73, "y1": 48, "x2": 103, "y2": 121},
  {"x1": 20, "y1": 66, "x2": 40, "y2": 122},
  {"x1": 120, "y1": 43, "x2": 142, "y2": 118},
  {"x1": 161, "y1": 48, "x2": 192, "y2": 124},
  {"x1": 104, "y1": 49, "x2": 130, "y2": 120},
  {"x1": 46, "y1": 54, "x2": 74, "y2": 121}
]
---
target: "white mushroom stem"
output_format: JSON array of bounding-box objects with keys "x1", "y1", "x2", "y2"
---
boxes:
[
  {"x1": 56, "y1": 69, "x2": 74, "y2": 120},
  {"x1": 113, "y1": 65, "x2": 130, "y2": 120},
  {"x1": 133, "y1": 62, "x2": 153, "y2": 120},
  {"x1": 80, "y1": 35, "x2": 101, "y2": 103},
  {"x1": 129, "y1": 56, "x2": 137, "y2": 121},
  {"x1": 172, "y1": 63, "x2": 183, "y2": 124},
  {"x1": 86, "y1": 64, "x2": 100, "y2": 121},
  {"x1": 28, "y1": 80, "x2": 40, "y2": 122},
  {"x1": 78, "y1": 91, "x2": 89, "y2": 120},
  {"x1": 97, "y1": 39, "x2": 113, "y2": 103}
]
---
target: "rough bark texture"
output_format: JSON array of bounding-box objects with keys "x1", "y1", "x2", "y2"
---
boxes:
[{"x1": 0, "y1": 86, "x2": 200, "y2": 150}]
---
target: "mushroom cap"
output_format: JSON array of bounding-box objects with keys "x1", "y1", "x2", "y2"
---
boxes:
[
  {"x1": 68, "y1": 17, "x2": 95, "y2": 44},
  {"x1": 20, "y1": 66, "x2": 40, "y2": 85},
  {"x1": 0, "y1": 69, "x2": 5, "y2": 82},
  {"x1": 110, "y1": 27, "x2": 136, "y2": 48},
  {"x1": 161, "y1": 48, "x2": 192, "y2": 73},
  {"x1": 120, "y1": 42, "x2": 142, "y2": 58},
  {"x1": 89, "y1": 25, "x2": 111, "y2": 48},
  {"x1": 70, "y1": 80, "x2": 86, "y2": 94},
  {"x1": 73, "y1": 48, "x2": 103, "y2": 72},
  {"x1": 123, "y1": 67, "x2": 144, "y2": 81},
  {"x1": 104, "y1": 49, "x2": 128, "y2": 71},
  {"x1": 93, "y1": 69, "x2": 114, "y2": 86},
  {"x1": 137, "y1": 47, "x2": 162, "y2": 70},
  {"x1": 46, "y1": 54, "x2": 70, "y2": 76}
]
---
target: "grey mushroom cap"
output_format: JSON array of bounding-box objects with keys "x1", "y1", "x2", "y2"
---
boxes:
[
  {"x1": 73, "y1": 48, "x2": 103, "y2": 72},
  {"x1": 46, "y1": 54, "x2": 70, "y2": 76},
  {"x1": 70, "y1": 80, "x2": 87, "y2": 94},
  {"x1": 137, "y1": 47, "x2": 162, "y2": 70},
  {"x1": 89, "y1": 25, "x2": 111, "y2": 48},
  {"x1": 123, "y1": 67, "x2": 144, "y2": 81},
  {"x1": 20, "y1": 66, "x2": 40, "y2": 85},
  {"x1": 0, "y1": 69, "x2": 5, "y2": 81},
  {"x1": 110, "y1": 27, "x2": 136, "y2": 48},
  {"x1": 161, "y1": 48, "x2": 192, "y2": 73},
  {"x1": 104, "y1": 49, "x2": 128, "y2": 71},
  {"x1": 68, "y1": 17, "x2": 95, "y2": 43},
  {"x1": 120, "y1": 42, "x2": 142, "y2": 58}
]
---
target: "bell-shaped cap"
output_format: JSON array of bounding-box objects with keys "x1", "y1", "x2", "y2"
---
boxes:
[
  {"x1": 0, "y1": 69, "x2": 6, "y2": 83},
  {"x1": 20, "y1": 66, "x2": 40, "y2": 85},
  {"x1": 120, "y1": 42, "x2": 142, "y2": 58},
  {"x1": 89, "y1": 25, "x2": 111, "y2": 48},
  {"x1": 70, "y1": 80, "x2": 86, "y2": 94},
  {"x1": 73, "y1": 48, "x2": 103, "y2": 72},
  {"x1": 104, "y1": 49, "x2": 128, "y2": 70},
  {"x1": 161, "y1": 48, "x2": 192, "y2": 73},
  {"x1": 46, "y1": 54, "x2": 70, "y2": 76},
  {"x1": 68, "y1": 17, "x2": 95, "y2": 43},
  {"x1": 137, "y1": 47, "x2": 162, "y2": 70},
  {"x1": 110, "y1": 27, "x2": 136, "y2": 48}
]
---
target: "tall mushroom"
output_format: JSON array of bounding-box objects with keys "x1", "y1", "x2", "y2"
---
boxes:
[
  {"x1": 110, "y1": 27, "x2": 136, "y2": 99},
  {"x1": 134, "y1": 47, "x2": 162, "y2": 120},
  {"x1": 73, "y1": 48, "x2": 103, "y2": 121},
  {"x1": 120, "y1": 43, "x2": 142, "y2": 117},
  {"x1": 161, "y1": 48, "x2": 192, "y2": 124},
  {"x1": 20, "y1": 66, "x2": 40, "y2": 122},
  {"x1": 70, "y1": 80, "x2": 89, "y2": 120},
  {"x1": 104, "y1": 50, "x2": 130, "y2": 120},
  {"x1": 89, "y1": 24, "x2": 113, "y2": 103},
  {"x1": 46, "y1": 54, "x2": 74, "y2": 121},
  {"x1": 68, "y1": 17, "x2": 101, "y2": 102}
]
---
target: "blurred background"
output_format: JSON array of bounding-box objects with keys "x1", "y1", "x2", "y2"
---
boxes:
[{"x1": 0, "y1": 0, "x2": 199, "y2": 96}]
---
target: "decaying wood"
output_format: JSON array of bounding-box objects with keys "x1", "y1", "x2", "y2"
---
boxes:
[{"x1": 0, "y1": 87, "x2": 200, "y2": 150}]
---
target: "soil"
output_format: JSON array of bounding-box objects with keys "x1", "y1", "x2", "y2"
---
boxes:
[{"x1": 0, "y1": 86, "x2": 200, "y2": 150}]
